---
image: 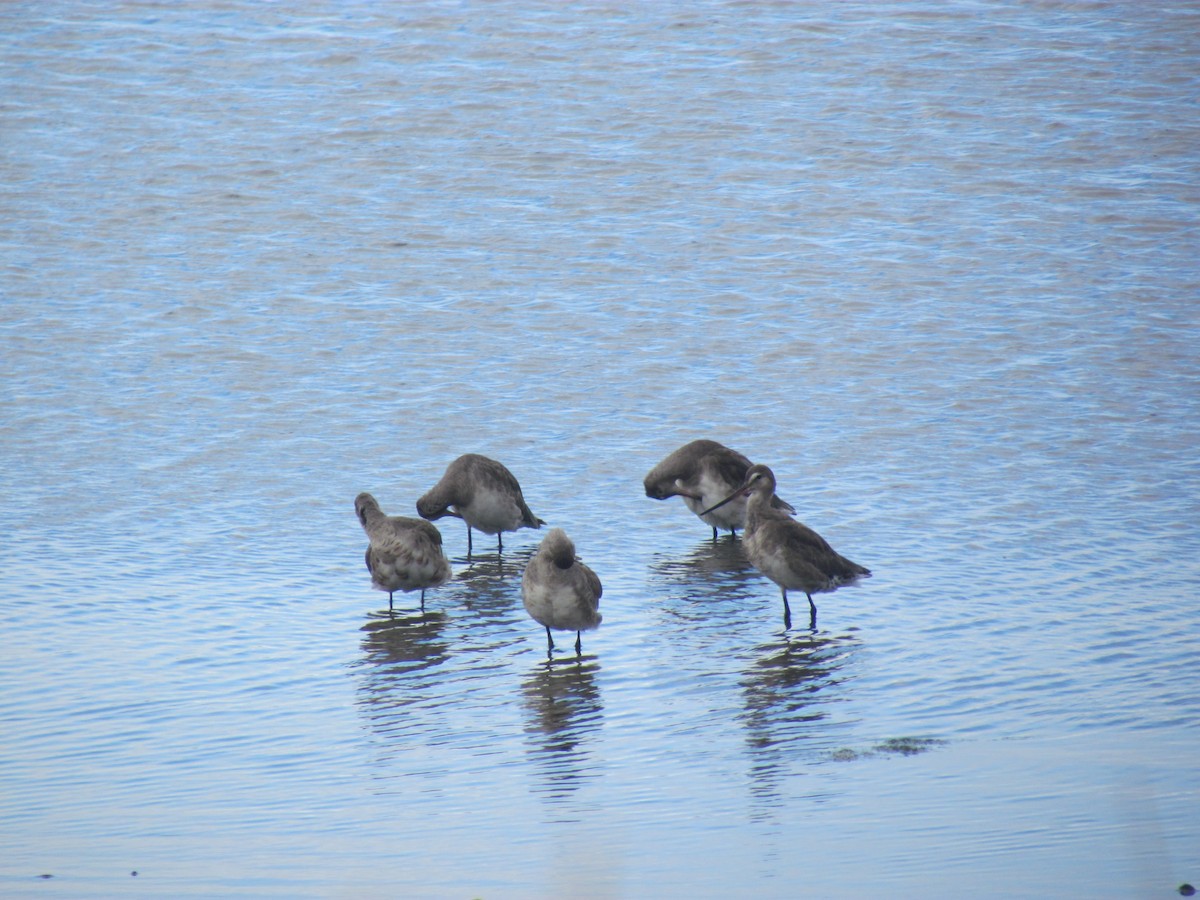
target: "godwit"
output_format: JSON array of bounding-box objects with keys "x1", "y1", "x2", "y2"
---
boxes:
[
  {"x1": 521, "y1": 528, "x2": 603, "y2": 657},
  {"x1": 416, "y1": 453, "x2": 545, "y2": 557},
  {"x1": 355, "y1": 492, "x2": 453, "y2": 611},
  {"x1": 701, "y1": 464, "x2": 869, "y2": 630},
  {"x1": 644, "y1": 439, "x2": 795, "y2": 539}
]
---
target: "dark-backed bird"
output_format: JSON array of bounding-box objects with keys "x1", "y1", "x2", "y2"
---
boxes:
[
  {"x1": 701, "y1": 464, "x2": 869, "y2": 630},
  {"x1": 644, "y1": 439, "x2": 794, "y2": 539},
  {"x1": 521, "y1": 527, "x2": 603, "y2": 657},
  {"x1": 416, "y1": 454, "x2": 545, "y2": 557},
  {"x1": 355, "y1": 492, "x2": 453, "y2": 611}
]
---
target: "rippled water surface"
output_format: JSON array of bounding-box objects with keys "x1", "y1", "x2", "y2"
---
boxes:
[{"x1": 3, "y1": 1, "x2": 1199, "y2": 897}]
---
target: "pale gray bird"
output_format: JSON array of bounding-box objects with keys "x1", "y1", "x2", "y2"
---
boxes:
[
  {"x1": 521, "y1": 528, "x2": 602, "y2": 657},
  {"x1": 416, "y1": 454, "x2": 545, "y2": 557}
]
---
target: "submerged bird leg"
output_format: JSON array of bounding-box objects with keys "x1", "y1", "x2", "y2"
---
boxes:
[
  {"x1": 575, "y1": 632, "x2": 582, "y2": 655},
  {"x1": 497, "y1": 533, "x2": 504, "y2": 553},
  {"x1": 807, "y1": 593, "x2": 818, "y2": 631},
  {"x1": 545, "y1": 626, "x2": 555, "y2": 657},
  {"x1": 420, "y1": 589, "x2": 426, "y2": 612},
  {"x1": 388, "y1": 591, "x2": 395, "y2": 612},
  {"x1": 466, "y1": 524, "x2": 473, "y2": 559},
  {"x1": 781, "y1": 589, "x2": 792, "y2": 631},
  {"x1": 711, "y1": 525, "x2": 719, "y2": 541}
]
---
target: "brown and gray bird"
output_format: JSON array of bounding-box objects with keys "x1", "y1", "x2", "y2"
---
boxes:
[
  {"x1": 521, "y1": 528, "x2": 603, "y2": 657},
  {"x1": 355, "y1": 492, "x2": 453, "y2": 611},
  {"x1": 702, "y1": 464, "x2": 869, "y2": 629},
  {"x1": 416, "y1": 454, "x2": 545, "y2": 557},
  {"x1": 644, "y1": 439, "x2": 794, "y2": 539}
]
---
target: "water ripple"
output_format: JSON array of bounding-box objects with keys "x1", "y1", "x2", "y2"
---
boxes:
[{"x1": 3, "y1": 1, "x2": 1199, "y2": 896}]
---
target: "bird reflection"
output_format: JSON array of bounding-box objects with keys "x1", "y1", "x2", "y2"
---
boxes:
[
  {"x1": 355, "y1": 610, "x2": 450, "y2": 744},
  {"x1": 738, "y1": 631, "x2": 859, "y2": 814},
  {"x1": 521, "y1": 657, "x2": 604, "y2": 804},
  {"x1": 453, "y1": 548, "x2": 536, "y2": 619},
  {"x1": 647, "y1": 538, "x2": 770, "y2": 639},
  {"x1": 649, "y1": 536, "x2": 756, "y2": 585},
  {"x1": 360, "y1": 610, "x2": 450, "y2": 672}
]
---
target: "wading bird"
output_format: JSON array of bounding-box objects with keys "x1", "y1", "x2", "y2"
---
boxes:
[
  {"x1": 416, "y1": 453, "x2": 545, "y2": 557},
  {"x1": 355, "y1": 492, "x2": 453, "y2": 611},
  {"x1": 701, "y1": 464, "x2": 869, "y2": 629},
  {"x1": 521, "y1": 528, "x2": 603, "y2": 657},
  {"x1": 644, "y1": 439, "x2": 794, "y2": 538}
]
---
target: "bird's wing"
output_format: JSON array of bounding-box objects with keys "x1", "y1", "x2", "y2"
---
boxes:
[
  {"x1": 708, "y1": 446, "x2": 752, "y2": 489},
  {"x1": 581, "y1": 562, "x2": 603, "y2": 603}
]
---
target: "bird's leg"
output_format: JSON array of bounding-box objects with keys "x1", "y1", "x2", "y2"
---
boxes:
[
  {"x1": 420, "y1": 589, "x2": 425, "y2": 613},
  {"x1": 466, "y1": 524, "x2": 473, "y2": 559},
  {"x1": 497, "y1": 533, "x2": 504, "y2": 553},
  {"x1": 782, "y1": 589, "x2": 792, "y2": 630},
  {"x1": 388, "y1": 592, "x2": 395, "y2": 612},
  {"x1": 545, "y1": 626, "x2": 555, "y2": 658},
  {"x1": 806, "y1": 593, "x2": 818, "y2": 632},
  {"x1": 574, "y1": 632, "x2": 582, "y2": 655},
  {"x1": 711, "y1": 526, "x2": 719, "y2": 541}
]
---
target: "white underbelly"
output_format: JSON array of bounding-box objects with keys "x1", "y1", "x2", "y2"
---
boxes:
[
  {"x1": 523, "y1": 582, "x2": 601, "y2": 632},
  {"x1": 681, "y1": 471, "x2": 747, "y2": 531},
  {"x1": 458, "y1": 487, "x2": 522, "y2": 534}
]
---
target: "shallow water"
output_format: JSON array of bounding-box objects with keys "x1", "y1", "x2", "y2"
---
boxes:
[{"x1": 2, "y1": 1, "x2": 1199, "y2": 897}]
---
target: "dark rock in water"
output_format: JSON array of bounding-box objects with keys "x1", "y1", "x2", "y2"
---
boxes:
[
  {"x1": 872, "y1": 736, "x2": 947, "y2": 756},
  {"x1": 830, "y1": 736, "x2": 948, "y2": 762}
]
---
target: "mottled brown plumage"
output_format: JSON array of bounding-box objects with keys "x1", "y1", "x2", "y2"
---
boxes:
[{"x1": 355, "y1": 492, "x2": 452, "y2": 611}]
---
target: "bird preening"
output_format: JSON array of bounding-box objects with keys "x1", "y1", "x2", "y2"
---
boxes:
[
  {"x1": 521, "y1": 527, "x2": 603, "y2": 659},
  {"x1": 416, "y1": 453, "x2": 545, "y2": 558},
  {"x1": 643, "y1": 439, "x2": 796, "y2": 539},
  {"x1": 700, "y1": 463, "x2": 870, "y2": 630},
  {"x1": 355, "y1": 443, "x2": 871, "y2": 650}
]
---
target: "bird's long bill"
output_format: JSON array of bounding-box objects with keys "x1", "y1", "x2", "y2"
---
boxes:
[{"x1": 699, "y1": 485, "x2": 745, "y2": 517}]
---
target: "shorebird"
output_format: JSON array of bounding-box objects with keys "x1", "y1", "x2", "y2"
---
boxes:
[
  {"x1": 644, "y1": 439, "x2": 795, "y2": 539},
  {"x1": 355, "y1": 492, "x2": 453, "y2": 611},
  {"x1": 521, "y1": 528, "x2": 603, "y2": 657},
  {"x1": 416, "y1": 453, "x2": 545, "y2": 557},
  {"x1": 701, "y1": 464, "x2": 869, "y2": 630}
]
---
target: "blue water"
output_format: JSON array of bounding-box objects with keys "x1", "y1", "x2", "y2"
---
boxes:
[{"x1": 2, "y1": 1, "x2": 1198, "y2": 897}]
